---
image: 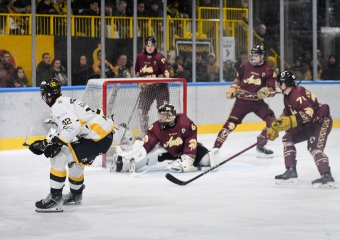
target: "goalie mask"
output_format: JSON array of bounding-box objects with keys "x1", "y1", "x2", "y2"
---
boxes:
[
  {"x1": 250, "y1": 45, "x2": 265, "y2": 66},
  {"x1": 158, "y1": 104, "x2": 176, "y2": 129},
  {"x1": 40, "y1": 77, "x2": 62, "y2": 107}
]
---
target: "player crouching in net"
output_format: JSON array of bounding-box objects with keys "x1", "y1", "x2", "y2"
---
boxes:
[
  {"x1": 267, "y1": 71, "x2": 335, "y2": 188},
  {"x1": 29, "y1": 78, "x2": 114, "y2": 212},
  {"x1": 112, "y1": 104, "x2": 221, "y2": 174}
]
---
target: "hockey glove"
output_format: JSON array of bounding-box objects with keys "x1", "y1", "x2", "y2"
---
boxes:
[
  {"x1": 271, "y1": 115, "x2": 298, "y2": 132},
  {"x1": 257, "y1": 87, "x2": 270, "y2": 99},
  {"x1": 226, "y1": 84, "x2": 238, "y2": 99},
  {"x1": 29, "y1": 139, "x2": 48, "y2": 155},
  {"x1": 267, "y1": 127, "x2": 279, "y2": 141},
  {"x1": 44, "y1": 137, "x2": 62, "y2": 158}
]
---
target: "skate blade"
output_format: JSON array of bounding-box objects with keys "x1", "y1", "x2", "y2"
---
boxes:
[
  {"x1": 63, "y1": 201, "x2": 82, "y2": 205},
  {"x1": 312, "y1": 182, "x2": 336, "y2": 189},
  {"x1": 35, "y1": 207, "x2": 63, "y2": 213},
  {"x1": 275, "y1": 178, "x2": 298, "y2": 185}
]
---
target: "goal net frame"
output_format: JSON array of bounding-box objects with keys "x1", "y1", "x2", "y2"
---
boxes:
[{"x1": 83, "y1": 78, "x2": 187, "y2": 168}]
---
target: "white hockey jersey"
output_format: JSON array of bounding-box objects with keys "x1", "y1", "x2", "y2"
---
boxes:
[{"x1": 49, "y1": 96, "x2": 114, "y2": 144}]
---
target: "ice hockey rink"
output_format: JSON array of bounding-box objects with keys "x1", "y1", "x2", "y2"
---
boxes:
[{"x1": 1, "y1": 129, "x2": 340, "y2": 240}]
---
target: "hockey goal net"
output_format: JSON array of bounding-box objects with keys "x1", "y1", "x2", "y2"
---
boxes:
[{"x1": 81, "y1": 78, "x2": 187, "y2": 167}]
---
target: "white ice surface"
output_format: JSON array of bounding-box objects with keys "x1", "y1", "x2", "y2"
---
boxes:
[{"x1": 1, "y1": 130, "x2": 340, "y2": 240}]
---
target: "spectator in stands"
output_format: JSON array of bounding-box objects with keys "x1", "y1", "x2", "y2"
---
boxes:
[
  {"x1": 206, "y1": 53, "x2": 219, "y2": 82},
  {"x1": 36, "y1": 0, "x2": 57, "y2": 14},
  {"x1": 8, "y1": 1, "x2": 24, "y2": 35},
  {"x1": 36, "y1": 53, "x2": 54, "y2": 86},
  {"x1": 148, "y1": 0, "x2": 163, "y2": 17},
  {"x1": 289, "y1": 57, "x2": 312, "y2": 81},
  {"x1": 20, "y1": 2, "x2": 31, "y2": 33},
  {"x1": 171, "y1": 55, "x2": 186, "y2": 79},
  {"x1": 320, "y1": 54, "x2": 340, "y2": 80},
  {"x1": 317, "y1": 49, "x2": 327, "y2": 70},
  {"x1": 36, "y1": 0, "x2": 57, "y2": 34},
  {"x1": 105, "y1": 0, "x2": 114, "y2": 16},
  {"x1": 0, "y1": 0, "x2": 9, "y2": 14},
  {"x1": 51, "y1": 58, "x2": 68, "y2": 86},
  {"x1": 53, "y1": 0, "x2": 67, "y2": 14},
  {"x1": 113, "y1": 53, "x2": 133, "y2": 78},
  {"x1": 223, "y1": 60, "x2": 237, "y2": 82},
  {"x1": 78, "y1": 0, "x2": 100, "y2": 36},
  {"x1": 255, "y1": 24, "x2": 272, "y2": 52},
  {"x1": 112, "y1": 0, "x2": 132, "y2": 38},
  {"x1": 136, "y1": 1, "x2": 149, "y2": 37},
  {"x1": 92, "y1": 50, "x2": 115, "y2": 78},
  {"x1": 72, "y1": 55, "x2": 94, "y2": 85},
  {"x1": 0, "y1": 50, "x2": 15, "y2": 88},
  {"x1": 187, "y1": 52, "x2": 208, "y2": 82},
  {"x1": 71, "y1": 0, "x2": 87, "y2": 15},
  {"x1": 7, "y1": 66, "x2": 29, "y2": 87},
  {"x1": 234, "y1": 51, "x2": 247, "y2": 71}
]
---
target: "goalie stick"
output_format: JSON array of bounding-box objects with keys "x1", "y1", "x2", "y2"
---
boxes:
[{"x1": 165, "y1": 139, "x2": 267, "y2": 186}]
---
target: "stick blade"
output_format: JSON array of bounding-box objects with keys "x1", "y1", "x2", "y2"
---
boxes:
[{"x1": 165, "y1": 173, "x2": 186, "y2": 186}]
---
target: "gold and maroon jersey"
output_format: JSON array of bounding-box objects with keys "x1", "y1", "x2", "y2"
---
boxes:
[
  {"x1": 282, "y1": 85, "x2": 329, "y2": 125},
  {"x1": 143, "y1": 114, "x2": 198, "y2": 158},
  {"x1": 135, "y1": 52, "x2": 170, "y2": 78},
  {"x1": 235, "y1": 60, "x2": 276, "y2": 100}
]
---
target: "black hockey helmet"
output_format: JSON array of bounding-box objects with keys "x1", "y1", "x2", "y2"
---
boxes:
[
  {"x1": 158, "y1": 103, "x2": 176, "y2": 129},
  {"x1": 251, "y1": 45, "x2": 266, "y2": 55},
  {"x1": 250, "y1": 45, "x2": 265, "y2": 66},
  {"x1": 277, "y1": 70, "x2": 296, "y2": 87},
  {"x1": 145, "y1": 36, "x2": 156, "y2": 46},
  {"x1": 40, "y1": 77, "x2": 62, "y2": 107}
]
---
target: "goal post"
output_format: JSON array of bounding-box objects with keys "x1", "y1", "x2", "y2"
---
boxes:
[{"x1": 81, "y1": 78, "x2": 187, "y2": 167}]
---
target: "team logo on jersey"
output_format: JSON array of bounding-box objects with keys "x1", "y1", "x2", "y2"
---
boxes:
[
  {"x1": 182, "y1": 128, "x2": 185, "y2": 134},
  {"x1": 304, "y1": 107, "x2": 314, "y2": 118},
  {"x1": 148, "y1": 124, "x2": 153, "y2": 130},
  {"x1": 189, "y1": 139, "x2": 197, "y2": 150},
  {"x1": 243, "y1": 75, "x2": 261, "y2": 85},
  {"x1": 191, "y1": 124, "x2": 196, "y2": 131},
  {"x1": 161, "y1": 58, "x2": 166, "y2": 64},
  {"x1": 163, "y1": 136, "x2": 183, "y2": 148},
  {"x1": 310, "y1": 136, "x2": 315, "y2": 144}
]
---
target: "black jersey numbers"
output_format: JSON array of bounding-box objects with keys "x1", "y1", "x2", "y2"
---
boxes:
[{"x1": 62, "y1": 118, "x2": 72, "y2": 125}]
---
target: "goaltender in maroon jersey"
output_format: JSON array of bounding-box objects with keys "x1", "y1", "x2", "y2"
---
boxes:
[{"x1": 143, "y1": 113, "x2": 197, "y2": 159}]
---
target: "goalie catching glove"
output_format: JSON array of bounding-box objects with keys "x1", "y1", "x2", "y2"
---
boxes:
[
  {"x1": 226, "y1": 84, "x2": 238, "y2": 99},
  {"x1": 168, "y1": 154, "x2": 198, "y2": 173}
]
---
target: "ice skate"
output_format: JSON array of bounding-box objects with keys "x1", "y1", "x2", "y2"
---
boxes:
[
  {"x1": 312, "y1": 172, "x2": 336, "y2": 189},
  {"x1": 35, "y1": 193, "x2": 63, "y2": 212},
  {"x1": 275, "y1": 167, "x2": 298, "y2": 185},
  {"x1": 256, "y1": 145, "x2": 273, "y2": 158},
  {"x1": 63, "y1": 185, "x2": 86, "y2": 205}
]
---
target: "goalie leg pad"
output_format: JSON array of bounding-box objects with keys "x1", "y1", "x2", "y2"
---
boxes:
[
  {"x1": 198, "y1": 148, "x2": 221, "y2": 172},
  {"x1": 146, "y1": 145, "x2": 168, "y2": 166},
  {"x1": 168, "y1": 154, "x2": 198, "y2": 173}
]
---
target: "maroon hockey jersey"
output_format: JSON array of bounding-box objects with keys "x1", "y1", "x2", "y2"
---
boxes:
[
  {"x1": 282, "y1": 85, "x2": 330, "y2": 126},
  {"x1": 235, "y1": 60, "x2": 276, "y2": 101},
  {"x1": 143, "y1": 114, "x2": 198, "y2": 158},
  {"x1": 135, "y1": 51, "x2": 170, "y2": 78}
]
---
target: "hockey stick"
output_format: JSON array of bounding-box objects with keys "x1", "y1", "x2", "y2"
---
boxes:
[
  {"x1": 234, "y1": 91, "x2": 281, "y2": 98},
  {"x1": 165, "y1": 139, "x2": 267, "y2": 186},
  {"x1": 22, "y1": 127, "x2": 33, "y2": 147}
]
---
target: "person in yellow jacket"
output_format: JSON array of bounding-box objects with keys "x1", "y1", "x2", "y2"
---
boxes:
[{"x1": 92, "y1": 50, "x2": 115, "y2": 78}]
